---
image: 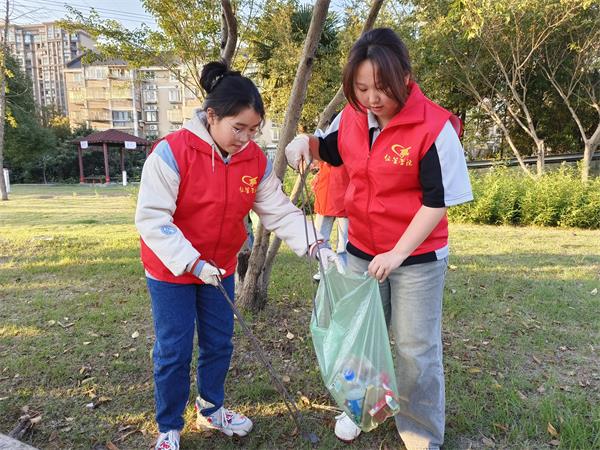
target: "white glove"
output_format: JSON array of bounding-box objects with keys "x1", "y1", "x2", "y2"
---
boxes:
[
  {"x1": 197, "y1": 262, "x2": 226, "y2": 286},
  {"x1": 312, "y1": 246, "x2": 345, "y2": 274},
  {"x1": 285, "y1": 134, "x2": 311, "y2": 170}
]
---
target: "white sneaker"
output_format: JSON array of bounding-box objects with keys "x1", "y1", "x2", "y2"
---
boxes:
[
  {"x1": 196, "y1": 399, "x2": 253, "y2": 437},
  {"x1": 313, "y1": 271, "x2": 321, "y2": 281},
  {"x1": 155, "y1": 430, "x2": 180, "y2": 450},
  {"x1": 334, "y1": 412, "x2": 361, "y2": 442}
]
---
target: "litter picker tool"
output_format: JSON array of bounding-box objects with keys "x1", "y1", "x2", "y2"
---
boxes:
[{"x1": 208, "y1": 260, "x2": 319, "y2": 446}]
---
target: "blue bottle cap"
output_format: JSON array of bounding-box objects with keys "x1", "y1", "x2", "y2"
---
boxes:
[{"x1": 343, "y1": 369, "x2": 355, "y2": 381}]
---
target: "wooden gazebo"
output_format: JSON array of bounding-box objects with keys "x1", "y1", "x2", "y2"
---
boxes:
[{"x1": 73, "y1": 129, "x2": 152, "y2": 184}]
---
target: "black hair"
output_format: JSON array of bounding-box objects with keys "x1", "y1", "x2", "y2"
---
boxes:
[
  {"x1": 343, "y1": 28, "x2": 412, "y2": 111},
  {"x1": 200, "y1": 60, "x2": 265, "y2": 120}
]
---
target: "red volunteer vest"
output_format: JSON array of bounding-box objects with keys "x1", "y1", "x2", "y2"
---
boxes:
[
  {"x1": 140, "y1": 128, "x2": 267, "y2": 284},
  {"x1": 338, "y1": 82, "x2": 451, "y2": 257},
  {"x1": 311, "y1": 161, "x2": 349, "y2": 217}
]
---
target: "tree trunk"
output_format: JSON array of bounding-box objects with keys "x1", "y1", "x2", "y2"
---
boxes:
[
  {"x1": 0, "y1": 0, "x2": 10, "y2": 201},
  {"x1": 237, "y1": 0, "x2": 332, "y2": 311},
  {"x1": 581, "y1": 142, "x2": 591, "y2": 182},
  {"x1": 265, "y1": 0, "x2": 385, "y2": 289},
  {"x1": 536, "y1": 140, "x2": 545, "y2": 177},
  {"x1": 220, "y1": 0, "x2": 237, "y2": 65},
  {"x1": 316, "y1": 0, "x2": 384, "y2": 132}
]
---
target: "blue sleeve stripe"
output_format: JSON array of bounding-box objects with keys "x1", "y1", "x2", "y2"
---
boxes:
[
  {"x1": 154, "y1": 140, "x2": 179, "y2": 176},
  {"x1": 260, "y1": 158, "x2": 273, "y2": 183}
]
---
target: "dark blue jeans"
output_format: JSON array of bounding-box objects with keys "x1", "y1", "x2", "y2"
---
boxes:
[{"x1": 146, "y1": 275, "x2": 235, "y2": 432}]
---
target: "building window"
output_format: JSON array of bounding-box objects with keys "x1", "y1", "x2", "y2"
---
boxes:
[
  {"x1": 112, "y1": 110, "x2": 132, "y2": 126},
  {"x1": 85, "y1": 66, "x2": 107, "y2": 80},
  {"x1": 167, "y1": 109, "x2": 183, "y2": 123},
  {"x1": 271, "y1": 123, "x2": 281, "y2": 142},
  {"x1": 145, "y1": 111, "x2": 158, "y2": 122},
  {"x1": 110, "y1": 68, "x2": 130, "y2": 78},
  {"x1": 144, "y1": 90, "x2": 158, "y2": 103},
  {"x1": 168, "y1": 88, "x2": 181, "y2": 103}
]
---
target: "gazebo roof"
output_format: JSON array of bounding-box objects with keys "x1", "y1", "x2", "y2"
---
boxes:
[{"x1": 73, "y1": 129, "x2": 152, "y2": 146}]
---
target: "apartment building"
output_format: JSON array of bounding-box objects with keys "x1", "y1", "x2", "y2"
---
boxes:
[
  {"x1": 64, "y1": 59, "x2": 281, "y2": 149},
  {"x1": 137, "y1": 66, "x2": 203, "y2": 141},
  {"x1": 1, "y1": 22, "x2": 95, "y2": 114},
  {"x1": 64, "y1": 56, "x2": 142, "y2": 136}
]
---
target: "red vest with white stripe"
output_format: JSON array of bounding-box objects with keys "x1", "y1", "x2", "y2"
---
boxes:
[
  {"x1": 140, "y1": 128, "x2": 267, "y2": 284},
  {"x1": 338, "y1": 83, "x2": 452, "y2": 256}
]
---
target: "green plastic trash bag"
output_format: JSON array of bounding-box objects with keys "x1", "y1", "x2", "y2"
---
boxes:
[{"x1": 310, "y1": 266, "x2": 400, "y2": 432}]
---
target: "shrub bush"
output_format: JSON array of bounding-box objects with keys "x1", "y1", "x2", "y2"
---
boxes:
[{"x1": 449, "y1": 165, "x2": 600, "y2": 229}]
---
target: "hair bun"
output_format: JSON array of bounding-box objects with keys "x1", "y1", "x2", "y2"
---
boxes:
[{"x1": 200, "y1": 60, "x2": 229, "y2": 93}]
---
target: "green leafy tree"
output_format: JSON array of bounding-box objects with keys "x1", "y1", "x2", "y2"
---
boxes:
[
  {"x1": 250, "y1": 1, "x2": 342, "y2": 130},
  {"x1": 408, "y1": 0, "x2": 587, "y2": 177},
  {"x1": 63, "y1": 0, "x2": 242, "y2": 95},
  {"x1": 541, "y1": 1, "x2": 600, "y2": 181},
  {"x1": 3, "y1": 54, "x2": 56, "y2": 183}
]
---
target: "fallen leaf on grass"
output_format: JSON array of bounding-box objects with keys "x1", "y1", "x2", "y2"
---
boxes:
[
  {"x1": 517, "y1": 390, "x2": 527, "y2": 401},
  {"x1": 468, "y1": 367, "x2": 481, "y2": 374},
  {"x1": 549, "y1": 439, "x2": 560, "y2": 446},
  {"x1": 547, "y1": 422, "x2": 559, "y2": 437},
  {"x1": 286, "y1": 331, "x2": 294, "y2": 340},
  {"x1": 532, "y1": 355, "x2": 541, "y2": 364},
  {"x1": 131, "y1": 331, "x2": 139, "y2": 339},
  {"x1": 537, "y1": 385, "x2": 546, "y2": 394},
  {"x1": 282, "y1": 375, "x2": 291, "y2": 383},
  {"x1": 106, "y1": 442, "x2": 120, "y2": 450},
  {"x1": 590, "y1": 288, "x2": 597, "y2": 295},
  {"x1": 493, "y1": 423, "x2": 508, "y2": 432}
]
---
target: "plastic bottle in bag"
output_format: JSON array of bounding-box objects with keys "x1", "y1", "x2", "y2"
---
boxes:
[{"x1": 341, "y1": 368, "x2": 366, "y2": 422}]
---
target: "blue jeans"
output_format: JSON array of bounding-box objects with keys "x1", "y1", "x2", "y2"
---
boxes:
[
  {"x1": 146, "y1": 275, "x2": 235, "y2": 432},
  {"x1": 315, "y1": 215, "x2": 348, "y2": 265},
  {"x1": 347, "y1": 254, "x2": 448, "y2": 450}
]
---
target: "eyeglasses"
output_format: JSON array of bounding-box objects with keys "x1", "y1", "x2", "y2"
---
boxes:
[{"x1": 227, "y1": 120, "x2": 262, "y2": 140}]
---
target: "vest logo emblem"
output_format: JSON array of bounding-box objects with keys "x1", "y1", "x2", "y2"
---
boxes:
[
  {"x1": 240, "y1": 175, "x2": 258, "y2": 194},
  {"x1": 384, "y1": 144, "x2": 413, "y2": 166}
]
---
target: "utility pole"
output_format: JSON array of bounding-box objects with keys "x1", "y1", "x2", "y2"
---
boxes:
[{"x1": 0, "y1": 0, "x2": 10, "y2": 200}]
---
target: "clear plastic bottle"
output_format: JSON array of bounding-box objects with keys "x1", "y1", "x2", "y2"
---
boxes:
[{"x1": 342, "y1": 368, "x2": 366, "y2": 423}]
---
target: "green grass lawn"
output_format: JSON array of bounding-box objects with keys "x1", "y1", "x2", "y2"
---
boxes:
[{"x1": 1, "y1": 184, "x2": 599, "y2": 450}]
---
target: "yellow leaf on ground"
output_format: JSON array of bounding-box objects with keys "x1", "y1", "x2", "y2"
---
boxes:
[{"x1": 547, "y1": 422, "x2": 559, "y2": 437}]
